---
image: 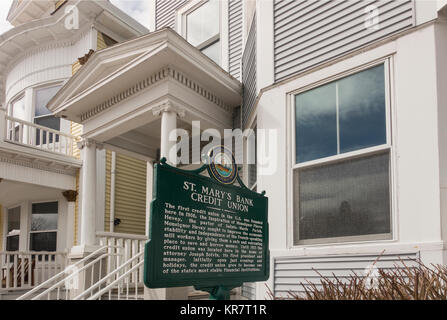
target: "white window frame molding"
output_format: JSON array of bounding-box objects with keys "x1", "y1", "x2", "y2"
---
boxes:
[
  {"x1": 246, "y1": 119, "x2": 257, "y2": 191},
  {"x1": 4, "y1": 202, "x2": 24, "y2": 252},
  {"x1": 286, "y1": 56, "x2": 398, "y2": 249},
  {"x1": 175, "y1": 0, "x2": 228, "y2": 69},
  {"x1": 243, "y1": 111, "x2": 257, "y2": 188},
  {"x1": 7, "y1": 92, "x2": 25, "y2": 119}
]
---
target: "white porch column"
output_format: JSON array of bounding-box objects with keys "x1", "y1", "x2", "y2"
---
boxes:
[
  {"x1": 79, "y1": 139, "x2": 97, "y2": 246},
  {"x1": 62, "y1": 190, "x2": 78, "y2": 249},
  {"x1": 154, "y1": 102, "x2": 185, "y2": 166},
  {"x1": 160, "y1": 110, "x2": 177, "y2": 165},
  {"x1": 148, "y1": 103, "x2": 190, "y2": 300}
]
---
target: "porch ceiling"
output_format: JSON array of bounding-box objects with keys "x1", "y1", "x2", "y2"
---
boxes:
[{"x1": 0, "y1": 179, "x2": 63, "y2": 208}]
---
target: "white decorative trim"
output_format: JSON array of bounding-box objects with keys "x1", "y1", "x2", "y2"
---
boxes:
[
  {"x1": 79, "y1": 66, "x2": 231, "y2": 122},
  {"x1": 0, "y1": 154, "x2": 77, "y2": 176},
  {"x1": 4, "y1": 26, "x2": 92, "y2": 76},
  {"x1": 76, "y1": 138, "x2": 96, "y2": 150},
  {"x1": 152, "y1": 101, "x2": 186, "y2": 118}
]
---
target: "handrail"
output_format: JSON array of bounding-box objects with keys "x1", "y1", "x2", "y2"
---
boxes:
[
  {"x1": 16, "y1": 247, "x2": 107, "y2": 300},
  {"x1": 96, "y1": 231, "x2": 148, "y2": 241},
  {"x1": 87, "y1": 260, "x2": 144, "y2": 300},
  {"x1": 0, "y1": 251, "x2": 66, "y2": 255},
  {"x1": 74, "y1": 251, "x2": 144, "y2": 300},
  {"x1": 4, "y1": 115, "x2": 75, "y2": 139},
  {"x1": 32, "y1": 252, "x2": 119, "y2": 300}
]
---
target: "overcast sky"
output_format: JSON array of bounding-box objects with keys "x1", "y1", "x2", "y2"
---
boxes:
[{"x1": 0, "y1": 0, "x2": 151, "y2": 35}]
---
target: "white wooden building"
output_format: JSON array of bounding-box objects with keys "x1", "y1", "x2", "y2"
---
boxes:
[{"x1": 1, "y1": 0, "x2": 447, "y2": 300}]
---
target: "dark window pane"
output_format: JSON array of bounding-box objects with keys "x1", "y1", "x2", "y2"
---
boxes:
[
  {"x1": 295, "y1": 83, "x2": 337, "y2": 163},
  {"x1": 339, "y1": 64, "x2": 386, "y2": 153},
  {"x1": 6, "y1": 235, "x2": 19, "y2": 251},
  {"x1": 31, "y1": 214, "x2": 58, "y2": 231},
  {"x1": 7, "y1": 206, "x2": 20, "y2": 233},
  {"x1": 30, "y1": 232, "x2": 57, "y2": 252},
  {"x1": 294, "y1": 152, "x2": 391, "y2": 242},
  {"x1": 31, "y1": 202, "x2": 58, "y2": 231},
  {"x1": 32, "y1": 202, "x2": 58, "y2": 214},
  {"x1": 34, "y1": 86, "x2": 61, "y2": 117},
  {"x1": 35, "y1": 116, "x2": 60, "y2": 145}
]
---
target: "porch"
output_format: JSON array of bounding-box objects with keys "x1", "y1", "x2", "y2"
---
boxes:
[
  {"x1": 44, "y1": 28, "x2": 242, "y2": 299},
  {"x1": 0, "y1": 231, "x2": 147, "y2": 300}
]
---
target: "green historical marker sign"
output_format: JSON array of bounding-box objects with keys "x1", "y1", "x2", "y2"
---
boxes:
[{"x1": 144, "y1": 147, "x2": 269, "y2": 298}]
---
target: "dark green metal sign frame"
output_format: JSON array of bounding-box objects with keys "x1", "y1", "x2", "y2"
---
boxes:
[{"x1": 144, "y1": 157, "x2": 269, "y2": 297}]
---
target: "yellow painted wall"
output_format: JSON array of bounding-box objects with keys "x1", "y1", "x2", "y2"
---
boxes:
[
  {"x1": 113, "y1": 154, "x2": 147, "y2": 235},
  {"x1": 72, "y1": 60, "x2": 82, "y2": 75},
  {"x1": 97, "y1": 32, "x2": 117, "y2": 50},
  {"x1": 55, "y1": 0, "x2": 67, "y2": 10},
  {"x1": 71, "y1": 60, "x2": 83, "y2": 245}
]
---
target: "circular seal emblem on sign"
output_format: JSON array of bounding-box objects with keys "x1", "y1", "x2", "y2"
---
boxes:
[{"x1": 208, "y1": 146, "x2": 238, "y2": 185}]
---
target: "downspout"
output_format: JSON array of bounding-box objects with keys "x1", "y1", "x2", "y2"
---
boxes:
[{"x1": 109, "y1": 151, "x2": 116, "y2": 233}]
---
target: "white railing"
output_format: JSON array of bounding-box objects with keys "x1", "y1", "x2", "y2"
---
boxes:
[
  {"x1": 17, "y1": 232, "x2": 147, "y2": 300},
  {"x1": 0, "y1": 251, "x2": 67, "y2": 292},
  {"x1": 96, "y1": 231, "x2": 147, "y2": 279},
  {"x1": 4, "y1": 115, "x2": 77, "y2": 157},
  {"x1": 16, "y1": 246, "x2": 109, "y2": 300},
  {"x1": 76, "y1": 252, "x2": 144, "y2": 300}
]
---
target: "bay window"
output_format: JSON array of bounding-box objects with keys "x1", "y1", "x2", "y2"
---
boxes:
[
  {"x1": 293, "y1": 63, "x2": 392, "y2": 244},
  {"x1": 186, "y1": 0, "x2": 220, "y2": 64}
]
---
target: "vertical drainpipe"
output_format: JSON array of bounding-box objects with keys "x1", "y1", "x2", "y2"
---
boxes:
[{"x1": 109, "y1": 151, "x2": 116, "y2": 233}]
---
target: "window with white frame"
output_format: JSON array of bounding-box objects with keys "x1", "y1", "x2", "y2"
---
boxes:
[
  {"x1": 29, "y1": 202, "x2": 58, "y2": 252},
  {"x1": 6, "y1": 206, "x2": 20, "y2": 251},
  {"x1": 185, "y1": 0, "x2": 221, "y2": 64},
  {"x1": 8, "y1": 95, "x2": 25, "y2": 141},
  {"x1": 293, "y1": 63, "x2": 391, "y2": 244},
  {"x1": 34, "y1": 85, "x2": 62, "y2": 145}
]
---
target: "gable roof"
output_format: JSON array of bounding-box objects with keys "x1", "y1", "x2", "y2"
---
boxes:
[{"x1": 48, "y1": 28, "x2": 242, "y2": 123}]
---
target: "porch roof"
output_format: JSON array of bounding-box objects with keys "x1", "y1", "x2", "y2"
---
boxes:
[{"x1": 48, "y1": 28, "x2": 243, "y2": 124}]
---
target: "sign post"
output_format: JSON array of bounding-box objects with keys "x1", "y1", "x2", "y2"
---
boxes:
[{"x1": 144, "y1": 147, "x2": 269, "y2": 300}]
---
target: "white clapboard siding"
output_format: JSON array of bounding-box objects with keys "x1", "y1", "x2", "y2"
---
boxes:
[
  {"x1": 5, "y1": 29, "x2": 94, "y2": 103},
  {"x1": 155, "y1": 0, "x2": 188, "y2": 30},
  {"x1": 228, "y1": 0, "x2": 243, "y2": 81},
  {"x1": 273, "y1": 0, "x2": 415, "y2": 81},
  {"x1": 242, "y1": 15, "x2": 257, "y2": 127},
  {"x1": 241, "y1": 282, "x2": 256, "y2": 300},
  {"x1": 274, "y1": 251, "x2": 420, "y2": 298}
]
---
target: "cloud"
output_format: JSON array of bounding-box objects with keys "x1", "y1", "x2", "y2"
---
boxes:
[
  {"x1": 0, "y1": 1, "x2": 150, "y2": 36},
  {"x1": 110, "y1": 0, "x2": 152, "y2": 30},
  {"x1": 0, "y1": 0, "x2": 13, "y2": 35}
]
